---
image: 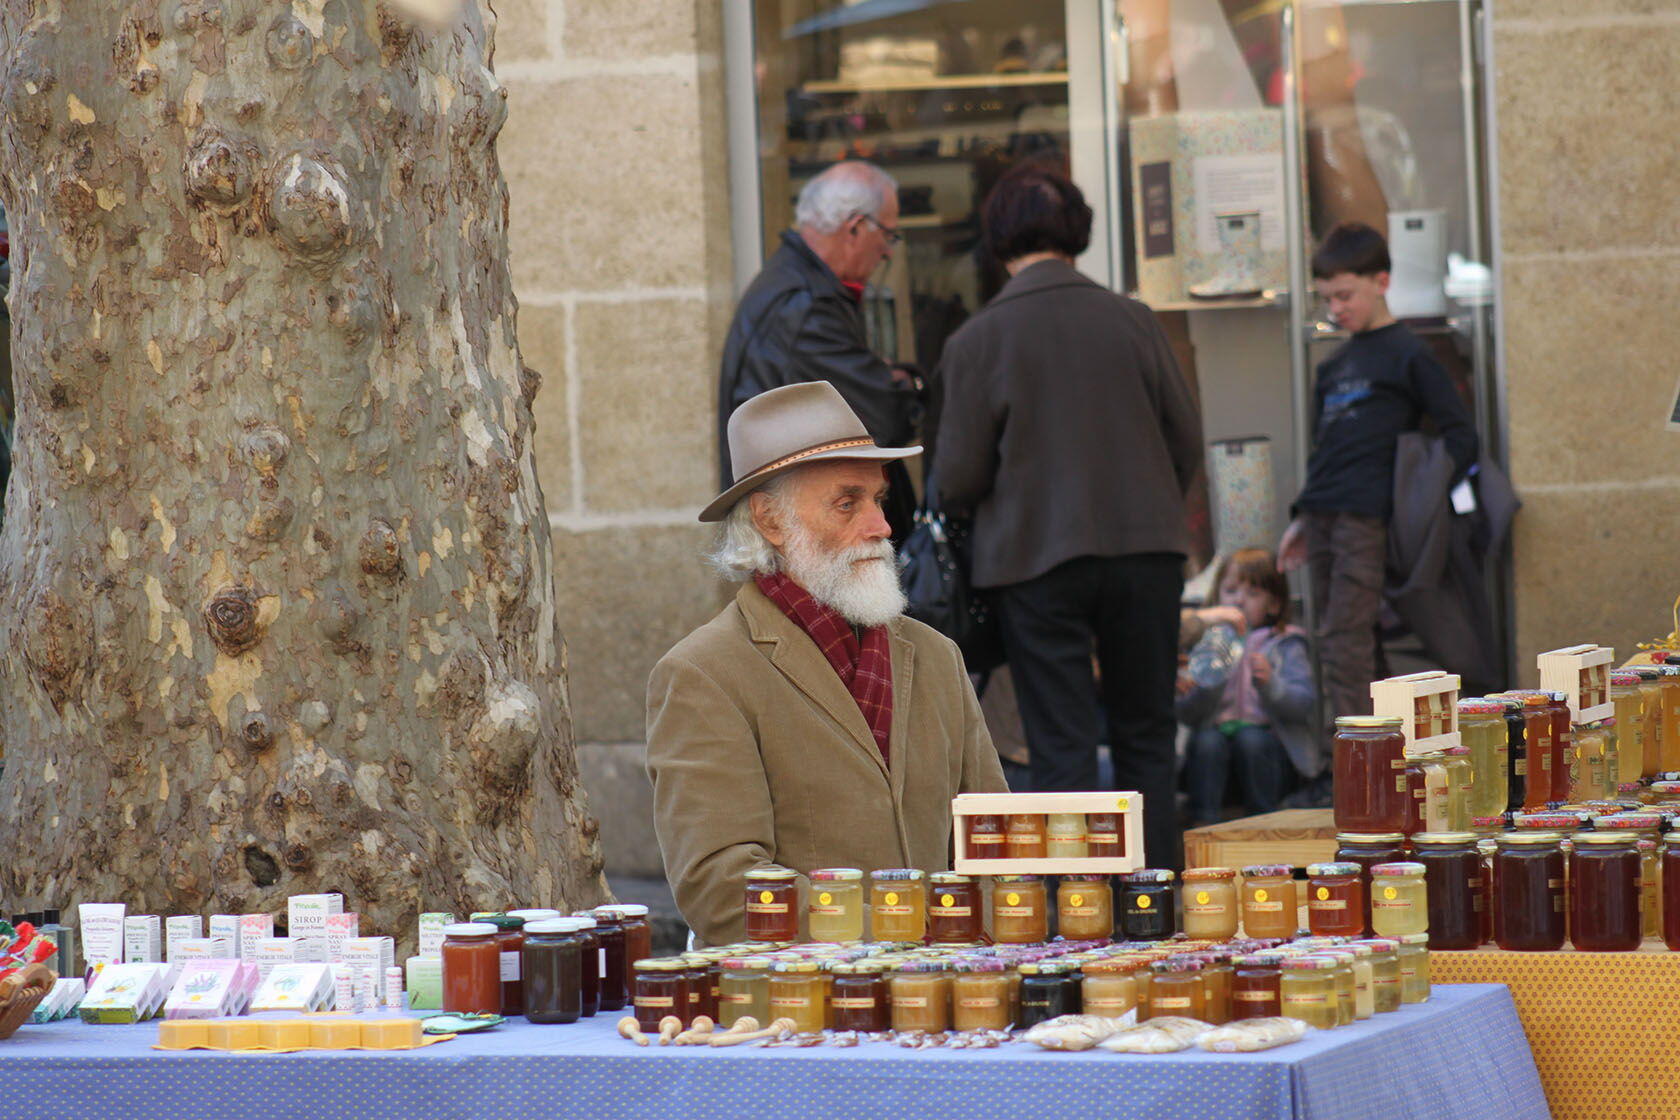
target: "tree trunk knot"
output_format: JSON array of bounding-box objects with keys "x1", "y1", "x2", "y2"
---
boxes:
[
  {"x1": 358, "y1": 519, "x2": 403, "y2": 577},
  {"x1": 240, "y1": 424, "x2": 290, "y2": 475},
  {"x1": 240, "y1": 712, "x2": 274, "y2": 752},
  {"x1": 204, "y1": 586, "x2": 262, "y2": 656},
  {"x1": 269, "y1": 154, "x2": 357, "y2": 268},
  {"x1": 265, "y1": 14, "x2": 314, "y2": 69},
  {"x1": 184, "y1": 131, "x2": 253, "y2": 208},
  {"x1": 283, "y1": 843, "x2": 313, "y2": 871}
]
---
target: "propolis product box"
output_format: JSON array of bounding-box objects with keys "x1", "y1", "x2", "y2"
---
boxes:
[{"x1": 1129, "y1": 109, "x2": 1287, "y2": 306}]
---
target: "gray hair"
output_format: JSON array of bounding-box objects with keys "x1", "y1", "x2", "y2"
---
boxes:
[
  {"x1": 708, "y1": 475, "x2": 795, "y2": 581},
  {"x1": 794, "y1": 162, "x2": 897, "y2": 235}
]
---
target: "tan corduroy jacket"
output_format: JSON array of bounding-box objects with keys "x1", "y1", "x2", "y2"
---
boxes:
[{"x1": 646, "y1": 582, "x2": 1007, "y2": 946}]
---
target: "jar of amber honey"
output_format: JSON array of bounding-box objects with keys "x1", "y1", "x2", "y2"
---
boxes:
[
  {"x1": 1493, "y1": 832, "x2": 1565, "y2": 951},
  {"x1": 1085, "y1": 811, "x2": 1124, "y2": 858},
  {"x1": 1080, "y1": 959, "x2": 1138, "y2": 1019},
  {"x1": 1610, "y1": 672, "x2": 1651, "y2": 780},
  {"x1": 890, "y1": 961, "x2": 950, "y2": 1033},
  {"x1": 927, "y1": 873, "x2": 983, "y2": 943},
  {"x1": 630, "y1": 957, "x2": 687, "y2": 1032},
  {"x1": 869, "y1": 869, "x2": 926, "y2": 942},
  {"x1": 991, "y1": 875, "x2": 1048, "y2": 943},
  {"x1": 1231, "y1": 953, "x2": 1282, "y2": 1018},
  {"x1": 744, "y1": 868, "x2": 800, "y2": 942},
  {"x1": 1333, "y1": 716, "x2": 1409, "y2": 833},
  {"x1": 807, "y1": 868, "x2": 864, "y2": 943},
  {"x1": 1369, "y1": 862, "x2": 1428, "y2": 938},
  {"x1": 442, "y1": 922, "x2": 502, "y2": 1015},
  {"x1": 1570, "y1": 832, "x2": 1641, "y2": 951},
  {"x1": 1005, "y1": 813, "x2": 1047, "y2": 859},
  {"x1": 1057, "y1": 875, "x2": 1114, "y2": 940},
  {"x1": 1305, "y1": 862, "x2": 1365, "y2": 938},
  {"x1": 1240, "y1": 865, "x2": 1298, "y2": 939},
  {"x1": 965, "y1": 813, "x2": 1007, "y2": 861},
  {"x1": 767, "y1": 961, "x2": 825, "y2": 1034},
  {"x1": 829, "y1": 962, "x2": 889, "y2": 1032},
  {"x1": 1410, "y1": 833, "x2": 1482, "y2": 949},
  {"x1": 1334, "y1": 833, "x2": 1406, "y2": 936},
  {"x1": 951, "y1": 960, "x2": 1011, "y2": 1031},
  {"x1": 1181, "y1": 868, "x2": 1239, "y2": 939},
  {"x1": 1145, "y1": 959, "x2": 1203, "y2": 1021}
]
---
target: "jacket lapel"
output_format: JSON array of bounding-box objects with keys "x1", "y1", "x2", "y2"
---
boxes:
[
  {"x1": 887, "y1": 625, "x2": 914, "y2": 805},
  {"x1": 739, "y1": 585, "x2": 889, "y2": 782}
]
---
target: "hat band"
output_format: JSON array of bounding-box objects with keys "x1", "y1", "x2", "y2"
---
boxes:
[{"x1": 743, "y1": 436, "x2": 877, "y2": 480}]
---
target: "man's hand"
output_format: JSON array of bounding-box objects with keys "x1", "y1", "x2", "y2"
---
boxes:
[
  {"x1": 1278, "y1": 518, "x2": 1308, "y2": 573},
  {"x1": 890, "y1": 366, "x2": 923, "y2": 392}
]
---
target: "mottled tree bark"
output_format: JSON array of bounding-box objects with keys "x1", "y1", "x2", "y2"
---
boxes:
[{"x1": 0, "y1": 0, "x2": 606, "y2": 936}]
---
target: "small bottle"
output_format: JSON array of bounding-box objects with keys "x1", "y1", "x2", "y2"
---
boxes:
[{"x1": 384, "y1": 966, "x2": 405, "y2": 1010}]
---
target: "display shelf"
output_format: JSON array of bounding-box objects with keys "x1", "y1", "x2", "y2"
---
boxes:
[
  {"x1": 950, "y1": 791, "x2": 1144, "y2": 875},
  {"x1": 1182, "y1": 809, "x2": 1337, "y2": 873},
  {"x1": 801, "y1": 71, "x2": 1069, "y2": 95}
]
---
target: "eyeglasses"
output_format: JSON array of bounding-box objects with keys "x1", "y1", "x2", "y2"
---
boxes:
[{"x1": 852, "y1": 212, "x2": 903, "y2": 246}]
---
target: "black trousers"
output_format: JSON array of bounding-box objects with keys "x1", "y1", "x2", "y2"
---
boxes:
[{"x1": 992, "y1": 553, "x2": 1184, "y2": 871}]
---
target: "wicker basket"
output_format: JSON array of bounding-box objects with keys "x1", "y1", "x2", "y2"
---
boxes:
[{"x1": 0, "y1": 964, "x2": 55, "y2": 1039}]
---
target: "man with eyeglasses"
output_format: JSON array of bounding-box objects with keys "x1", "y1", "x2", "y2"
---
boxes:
[{"x1": 718, "y1": 161, "x2": 922, "y2": 542}]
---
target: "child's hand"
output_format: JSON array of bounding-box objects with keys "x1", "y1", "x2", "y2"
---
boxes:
[
  {"x1": 1249, "y1": 649, "x2": 1273, "y2": 688},
  {"x1": 1176, "y1": 673, "x2": 1196, "y2": 697},
  {"x1": 1198, "y1": 605, "x2": 1248, "y2": 634}
]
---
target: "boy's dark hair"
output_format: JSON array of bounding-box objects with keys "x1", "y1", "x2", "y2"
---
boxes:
[
  {"x1": 1311, "y1": 221, "x2": 1391, "y2": 279},
  {"x1": 982, "y1": 162, "x2": 1092, "y2": 263},
  {"x1": 1214, "y1": 547, "x2": 1290, "y2": 627}
]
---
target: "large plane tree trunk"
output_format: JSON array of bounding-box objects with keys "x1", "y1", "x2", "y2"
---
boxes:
[{"x1": 0, "y1": 0, "x2": 606, "y2": 935}]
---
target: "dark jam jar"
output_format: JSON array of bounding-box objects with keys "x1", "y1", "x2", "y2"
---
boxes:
[
  {"x1": 1665, "y1": 842, "x2": 1680, "y2": 951},
  {"x1": 744, "y1": 868, "x2": 800, "y2": 942},
  {"x1": 483, "y1": 914, "x2": 526, "y2": 1016},
  {"x1": 1570, "y1": 832, "x2": 1641, "y2": 951},
  {"x1": 1119, "y1": 870, "x2": 1177, "y2": 940},
  {"x1": 1334, "y1": 833, "x2": 1407, "y2": 937},
  {"x1": 964, "y1": 813, "x2": 1007, "y2": 861},
  {"x1": 586, "y1": 908, "x2": 628, "y2": 1012},
  {"x1": 1499, "y1": 699, "x2": 1529, "y2": 813},
  {"x1": 829, "y1": 963, "x2": 889, "y2": 1032},
  {"x1": 1333, "y1": 716, "x2": 1410, "y2": 833},
  {"x1": 571, "y1": 917, "x2": 601, "y2": 1017},
  {"x1": 1017, "y1": 962, "x2": 1077, "y2": 1029},
  {"x1": 1411, "y1": 832, "x2": 1483, "y2": 950},
  {"x1": 631, "y1": 958, "x2": 686, "y2": 1032},
  {"x1": 1231, "y1": 953, "x2": 1283, "y2": 1018},
  {"x1": 1085, "y1": 812, "x2": 1125, "y2": 858},
  {"x1": 1305, "y1": 862, "x2": 1365, "y2": 938},
  {"x1": 520, "y1": 918, "x2": 582, "y2": 1024},
  {"x1": 1543, "y1": 692, "x2": 1574, "y2": 804},
  {"x1": 1493, "y1": 832, "x2": 1566, "y2": 951}
]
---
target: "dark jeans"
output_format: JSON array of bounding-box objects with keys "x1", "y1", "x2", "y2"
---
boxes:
[
  {"x1": 992, "y1": 553, "x2": 1184, "y2": 870},
  {"x1": 1185, "y1": 724, "x2": 1295, "y2": 826},
  {"x1": 1303, "y1": 511, "x2": 1388, "y2": 735}
]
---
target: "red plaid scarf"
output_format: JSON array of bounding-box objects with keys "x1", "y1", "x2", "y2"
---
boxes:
[{"x1": 755, "y1": 571, "x2": 893, "y2": 768}]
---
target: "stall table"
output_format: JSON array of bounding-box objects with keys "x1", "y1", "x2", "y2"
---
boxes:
[
  {"x1": 0, "y1": 984, "x2": 1545, "y2": 1120},
  {"x1": 1182, "y1": 810, "x2": 1338, "y2": 873},
  {"x1": 1434, "y1": 944, "x2": 1680, "y2": 1120}
]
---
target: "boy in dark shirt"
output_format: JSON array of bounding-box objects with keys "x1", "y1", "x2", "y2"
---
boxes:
[{"x1": 1278, "y1": 222, "x2": 1478, "y2": 730}]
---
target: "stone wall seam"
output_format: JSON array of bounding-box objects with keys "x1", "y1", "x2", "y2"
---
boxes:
[
  {"x1": 550, "y1": 510, "x2": 707, "y2": 532},
  {"x1": 1518, "y1": 477, "x2": 1680, "y2": 495},
  {"x1": 1502, "y1": 247, "x2": 1680, "y2": 265},
  {"x1": 497, "y1": 56, "x2": 715, "y2": 83},
  {"x1": 1496, "y1": 13, "x2": 1680, "y2": 34},
  {"x1": 516, "y1": 287, "x2": 712, "y2": 307},
  {"x1": 564, "y1": 294, "x2": 586, "y2": 515}
]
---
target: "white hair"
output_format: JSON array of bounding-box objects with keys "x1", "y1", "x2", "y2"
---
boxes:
[
  {"x1": 709, "y1": 475, "x2": 794, "y2": 581},
  {"x1": 794, "y1": 162, "x2": 897, "y2": 235}
]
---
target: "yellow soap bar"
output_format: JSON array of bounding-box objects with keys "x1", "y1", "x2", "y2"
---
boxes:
[
  {"x1": 207, "y1": 1019, "x2": 263, "y2": 1051},
  {"x1": 157, "y1": 1020, "x2": 212, "y2": 1050},
  {"x1": 359, "y1": 1018, "x2": 425, "y2": 1049},
  {"x1": 308, "y1": 1018, "x2": 362, "y2": 1050},
  {"x1": 259, "y1": 1018, "x2": 314, "y2": 1051}
]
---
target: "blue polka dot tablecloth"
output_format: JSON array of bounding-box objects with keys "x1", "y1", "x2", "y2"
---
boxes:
[{"x1": 0, "y1": 983, "x2": 1546, "y2": 1120}]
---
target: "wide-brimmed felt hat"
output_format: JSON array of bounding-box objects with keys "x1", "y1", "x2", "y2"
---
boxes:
[{"x1": 700, "y1": 381, "x2": 921, "y2": 522}]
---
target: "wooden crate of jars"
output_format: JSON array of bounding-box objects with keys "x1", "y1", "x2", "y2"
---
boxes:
[
  {"x1": 1537, "y1": 643, "x2": 1614, "y2": 722},
  {"x1": 1369, "y1": 670, "x2": 1462, "y2": 754},
  {"x1": 951, "y1": 792, "x2": 1145, "y2": 875}
]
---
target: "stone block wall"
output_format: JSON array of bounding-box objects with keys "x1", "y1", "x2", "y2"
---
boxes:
[
  {"x1": 1493, "y1": 1, "x2": 1680, "y2": 676},
  {"x1": 493, "y1": 0, "x2": 734, "y2": 876}
]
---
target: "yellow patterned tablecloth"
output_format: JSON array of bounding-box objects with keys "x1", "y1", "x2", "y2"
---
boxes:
[{"x1": 1433, "y1": 943, "x2": 1680, "y2": 1120}]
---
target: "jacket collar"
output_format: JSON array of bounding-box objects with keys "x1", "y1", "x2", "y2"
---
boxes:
[
  {"x1": 985, "y1": 257, "x2": 1100, "y2": 310},
  {"x1": 778, "y1": 231, "x2": 848, "y2": 300},
  {"x1": 738, "y1": 581, "x2": 912, "y2": 795}
]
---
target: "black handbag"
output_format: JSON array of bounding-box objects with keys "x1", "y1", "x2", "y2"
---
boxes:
[{"x1": 899, "y1": 501, "x2": 1005, "y2": 675}]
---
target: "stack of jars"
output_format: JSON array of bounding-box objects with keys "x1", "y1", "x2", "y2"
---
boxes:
[{"x1": 441, "y1": 903, "x2": 652, "y2": 1024}]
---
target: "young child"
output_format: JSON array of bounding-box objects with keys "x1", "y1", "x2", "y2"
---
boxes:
[
  {"x1": 1278, "y1": 222, "x2": 1478, "y2": 733},
  {"x1": 1178, "y1": 549, "x2": 1318, "y2": 826}
]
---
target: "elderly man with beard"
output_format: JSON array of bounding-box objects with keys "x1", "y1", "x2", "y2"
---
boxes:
[{"x1": 647, "y1": 382, "x2": 1006, "y2": 946}]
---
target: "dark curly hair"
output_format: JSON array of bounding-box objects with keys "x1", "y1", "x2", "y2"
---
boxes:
[{"x1": 981, "y1": 162, "x2": 1092, "y2": 264}]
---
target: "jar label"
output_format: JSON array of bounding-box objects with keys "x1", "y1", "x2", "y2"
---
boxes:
[
  {"x1": 1135, "y1": 896, "x2": 1153, "y2": 911},
  {"x1": 1515, "y1": 759, "x2": 1527, "y2": 775},
  {"x1": 818, "y1": 892, "x2": 834, "y2": 906},
  {"x1": 1400, "y1": 967, "x2": 1418, "y2": 978},
  {"x1": 958, "y1": 997, "x2": 1000, "y2": 1009},
  {"x1": 1382, "y1": 886, "x2": 1398, "y2": 901},
  {"x1": 1087, "y1": 832, "x2": 1119, "y2": 844},
  {"x1": 810, "y1": 905, "x2": 845, "y2": 916},
  {"x1": 1391, "y1": 757, "x2": 1409, "y2": 769},
  {"x1": 1252, "y1": 889, "x2": 1269, "y2": 903},
  {"x1": 1188, "y1": 901, "x2": 1227, "y2": 914},
  {"x1": 895, "y1": 996, "x2": 929, "y2": 1009},
  {"x1": 746, "y1": 902, "x2": 788, "y2": 914},
  {"x1": 1285, "y1": 993, "x2": 1329, "y2": 1004},
  {"x1": 1234, "y1": 991, "x2": 1272, "y2": 1002},
  {"x1": 1063, "y1": 906, "x2": 1099, "y2": 917},
  {"x1": 1547, "y1": 878, "x2": 1564, "y2": 889},
  {"x1": 1315, "y1": 887, "x2": 1330, "y2": 901},
  {"x1": 1008, "y1": 835, "x2": 1043, "y2": 845},
  {"x1": 876, "y1": 904, "x2": 912, "y2": 916},
  {"x1": 935, "y1": 907, "x2": 973, "y2": 918},
  {"x1": 1396, "y1": 776, "x2": 1409, "y2": 793},
  {"x1": 1373, "y1": 898, "x2": 1412, "y2": 910},
  {"x1": 970, "y1": 835, "x2": 1005, "y2": 846},
  {"x1": 771, "y1": 997, "x2": 811, "y2": 1008},
  {"x1": 721, "y1": 993, "x2": 752, "y2": 1005},
  {"x1": 1311, "y1": 899, "x2": 1348, "y2": 911},
  {"x1": 1086, "y1": 998, "x2": 1131, "y2": 1010},
  {"x1": 1154, "y1": 996, "x2": 1192, "y2": 1009},
  {"x1": 635, "y1": 995, "x2": 674, "y2": 1007},
  {"x1": 500, "y1": 951, "x2": 520, "y2": 982},
  {"x1": 1374, "y1": 976, "x2": 1398, "y2": 988},
  {"x1": 1005, "y1": 893, "x2": 1021, "y2": 907},
  {"x1": 830, "y1": 997, "x2": 876, "y2": 1010},
  {"x1": 882, "y1": 892, "x2": 900, "y2": 906},
  {"x1": 1248, "y1": 901, "x2": 1284, "y2": 912},
  {"x1": 996, "y1": 906, "x2": 1037, "y2": 918}
]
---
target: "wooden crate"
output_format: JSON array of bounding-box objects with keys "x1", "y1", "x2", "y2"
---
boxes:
[
  {"x1": 1538, "y1": 644, "x2": 1614, "y2": 722},
  {"x1": 1370, "y1": 670, "x2": 1462, "y2": 754},
  {"x1": 951, "y1": 791, "x2": 1144, "y2": 875},
  {"x1": 1181, "y1": 809, "x2": 1338, "y2": 872}
]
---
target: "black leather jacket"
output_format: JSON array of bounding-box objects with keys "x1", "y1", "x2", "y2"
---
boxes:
[{"x1": 718, "y1": 233, "x2": 919, "y2": 513}]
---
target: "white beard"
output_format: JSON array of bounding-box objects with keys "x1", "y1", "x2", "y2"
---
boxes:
[{"x1": 781, "y1": 523, "x2": 907, "y2": 629}]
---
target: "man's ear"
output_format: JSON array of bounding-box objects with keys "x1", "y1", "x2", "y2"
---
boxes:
[
  {"x1": 1373, "y1": 270, "x2": 1391, "y2": 295},
  {"x1": 750, "y1": 489, "x2": 786, "y2": 550}
]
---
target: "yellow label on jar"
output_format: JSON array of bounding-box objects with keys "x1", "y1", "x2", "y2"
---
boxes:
[
  {"x1": 1253, "y1": 889, "x2": 1269, "y2": 903},
  {"x1": 1006, "y1": 892, "x2": 1021, "y2": 907},
  {"x1": 895, "y1": 996, "x2": 929, "y2": 1009},
  {"x1": 818, "y1": 892, "x2": 833, "y2": 906},
  {"x1": 884, "y1": 892, "x2": 900, "y2": 906},
  {"x1": 1154, "y1": 996, "x2": 1192, "y2": 1009},
  {"x1": 759, "y1": 891, "x2": 774, "y2": 905},
  {"x1": 1316, "y1": 887, "x2": 1330, "y2": 901},
  {"x1": 1195, "y1": 891, "x2": 1211, "y2": 906},
  {"x1": 1068, "y1": 894, "x2": 1084, "y2": 907},
  {"x1": 1383, "y1": 886, "x2": 1398, "y2": 901},
  {"x1": 636, "y1": 996, "x2": 674, "y2": 1007},
  {"x1": 940, "y1": 894, "x2": 955, "y2": 908},
  {"x1": 1136, "y1": 895, "x2": 1153, "y2": 910}
]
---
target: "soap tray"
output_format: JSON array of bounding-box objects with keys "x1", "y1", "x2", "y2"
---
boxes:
[{"x1": 155, "y1": 1015, "x2": 448, "y2": 1052}]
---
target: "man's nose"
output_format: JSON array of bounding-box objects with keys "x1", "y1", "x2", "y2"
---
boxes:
[{"x1": 861, "y1": 503, "x2": 892, "y2": 541}]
